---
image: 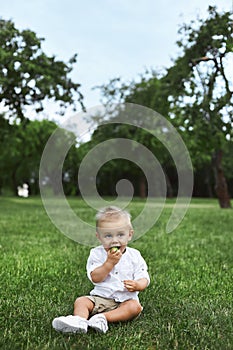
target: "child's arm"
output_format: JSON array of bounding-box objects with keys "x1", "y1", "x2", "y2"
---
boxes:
[
  {"x1": 91, "y1": 250, "x2": 122, "y2": 283},
  {"x1": 123, "y1": 278, "x2": 148, "y2": 292}
]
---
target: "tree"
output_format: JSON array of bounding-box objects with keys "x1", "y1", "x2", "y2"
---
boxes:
[
  {"x1": 0, "y1": 118, "x2": 80, "y2": 195},
  {"x1": 165, "y1": 6, "x2": 233, "y2": 208},
  {"x1": 0, "y1": 18, "x2": 84, "y2": 121},
  {"x1": 87, "y1": 7, "x2": 232, "y2": 205},
  {"x1": 0, "y1": 19, "x2": 84, "y2": 196},
  {"x1": 79, "y1": 123, "x2": 153, "y2": 198},
  {"x1": 0, "y1": 119, "x2": 56, "y2": 194},
  {"x1": 96, "y1": 70, "x2": 170, "y2": 115},
  {"x1": 95, "y1": 72, "x2": 177, "y2": 198},
  {"x1": 0, "y1": 114, "x2": 12, "y2": 193},
  {"x1": 222, "y1": 140, "x2": 233, "y2": 196}
]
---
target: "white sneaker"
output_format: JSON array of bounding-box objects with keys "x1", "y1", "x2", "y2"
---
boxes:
[
  {"x1": 52, "y1": 315, "x2": 88, "y2": 333},
  {"x1": 88, "y1": 314, "x2": 108, "y2": 333}
]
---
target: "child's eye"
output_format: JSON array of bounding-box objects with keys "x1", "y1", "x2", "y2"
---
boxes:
[
  {"x1": 118, "y1": 233, "x2": 125, "y2": 237},
  {"x1": 105, "y1": 234, "x2": 112, "y2": 238}
]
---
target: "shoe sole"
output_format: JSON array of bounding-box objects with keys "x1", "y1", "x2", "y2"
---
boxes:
[
  {"x1": 88, "y1": 324, "x2": 108, "y2": 333},
  {"x1": 90, "y1": 326, "x2": 106, "y2": 333},
  {"x1": 52, "y1": 318, "x2": 87, "y2": 333}
]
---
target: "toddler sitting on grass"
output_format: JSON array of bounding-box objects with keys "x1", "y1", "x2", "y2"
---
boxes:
[{"x1": 52, "y1": 206, "x2": 150, "y2": 334}]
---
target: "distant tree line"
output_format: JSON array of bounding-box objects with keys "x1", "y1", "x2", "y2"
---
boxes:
[{"x1": 0, "y1": 7, "x2": 232, "y2": 208}]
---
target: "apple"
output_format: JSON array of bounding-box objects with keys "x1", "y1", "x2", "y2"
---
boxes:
[{"x1": 110, "y1": 247, "x2": 119, "y2": 253}]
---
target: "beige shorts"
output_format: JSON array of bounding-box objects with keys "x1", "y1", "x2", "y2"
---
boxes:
[{"x1": 86, "y1": 295, "x2": 120, "y2": 317}]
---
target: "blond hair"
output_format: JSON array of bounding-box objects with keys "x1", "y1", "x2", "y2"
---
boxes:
[{"x1": 96, "y1": 206, "x2": 132, "y2": 231}]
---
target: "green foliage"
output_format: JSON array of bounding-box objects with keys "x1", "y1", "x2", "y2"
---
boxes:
[
  {"x1": 39, "y1": 125, "x2": 82, "y2": 196},
  {"x1": 0, "y1": 18, "x2": 85, "y2": 195},
  {"x1": 0, "y1": 118, "x2": 81, "y2": 195},
  {"x1": 79, "y1": 121, "x2": 176, "y2": 197},
  {"x1": 167, "y1": 6, "x2": 232, "y2": 93},
  {"x1": 0, "y1": 118, "x2": 57, "y2": 194},
  {"x1": 94, "y1": 6, "x2": 233, "y2": 204},
  {"x1": 1, "y1": 8, "x2": 232, "y2": 201},
  {"x1": 222, "y1": 140, "x2": 233, "y2": 190},
  {"x1": 96, "y1": 70, "x2": 170, "y2": 117},
  {"x1": 165, "y1": 6, "x2": 233, "y2": 207},
  {"x1": 0, "y1": 18, "x2": 84, "y2": 120},
  {"x1": 166, "y1": 6, "x2": 233, "y2": 146},
  {"x1": 0, "y1": 197, "x2": 233, "y2": 349},
  {"x1": 91, "y1": 72, "x2": 177, "y2": 197}
]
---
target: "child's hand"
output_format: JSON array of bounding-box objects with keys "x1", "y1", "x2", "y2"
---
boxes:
[
  {"x1": 124, "y1": 278, "x2": 148, "y2": 292},
  {"x1": 123, "y1": 280, "x2": 138, "y2": 292},
  {"x1": 107, "y1": 248, "x2": 122, "y2": 265}
]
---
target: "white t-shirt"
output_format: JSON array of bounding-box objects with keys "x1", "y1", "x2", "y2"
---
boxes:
[{"x1": 86, "y1": 245, "x2": 150, "y2": 302}]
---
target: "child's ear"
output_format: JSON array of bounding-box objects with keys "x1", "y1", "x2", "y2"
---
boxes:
[
  {"x1": 128, "y1": 229, "x2": 134, "y2": 241},
  {"x1": 96, "y1": 232, "x2": 101, "y2": 241}
]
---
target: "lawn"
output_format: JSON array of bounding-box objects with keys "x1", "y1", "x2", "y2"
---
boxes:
[{"x1": 0, "y1": 197, "x2": 233, "y2": 350}]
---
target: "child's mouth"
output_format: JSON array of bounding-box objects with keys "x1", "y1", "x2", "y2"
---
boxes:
[{"x1": 109, "y1": 246, "x2": 121, "y2": 252}]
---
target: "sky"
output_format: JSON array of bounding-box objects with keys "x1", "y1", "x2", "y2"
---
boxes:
[{"x1": 0, "y1": 0, "x2": 232, "y2": 121}]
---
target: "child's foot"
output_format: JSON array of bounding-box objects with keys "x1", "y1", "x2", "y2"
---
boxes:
[
  {"x1": 88, "y1": 314, "x2": 108, "y2": 333},
  {"x1": 52, "y1": 315, "x2": 88, "y2": 333}
]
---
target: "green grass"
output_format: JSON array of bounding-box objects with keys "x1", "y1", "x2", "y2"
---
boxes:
[{"x1": 0, "y1": 196, "x2": 233, "y2": 350}]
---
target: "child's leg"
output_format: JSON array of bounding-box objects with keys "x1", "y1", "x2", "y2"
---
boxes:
[
  {"x1": 103, "y1": 299, "x2": 142, "y2": 322},
  {"x1": 74, "y1": 296, "x2": 95, "y2": 319},
  {"x1": 52, "y1": 296, "x2": 94, "y2": 333}
]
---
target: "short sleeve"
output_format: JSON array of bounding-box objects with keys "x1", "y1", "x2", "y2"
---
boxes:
[
  {"x1": 86, "y1": 247, "x2": 105, "y2": 281},
  {"x1": 133, "y1": 251, "x2": 150, "y2": 285}
]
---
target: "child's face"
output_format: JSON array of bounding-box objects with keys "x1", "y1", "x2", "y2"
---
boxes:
[{"x1": 96, "y1": 216, "x2": 133, "y2": 251}]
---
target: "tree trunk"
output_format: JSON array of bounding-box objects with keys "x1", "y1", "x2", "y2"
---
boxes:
[
  {"x1": 139, "y1": 176, "x2": 146, "y2": 198},
  {"x1": 12, "y1": 171, "x2": 19, "y2": 196},
  {"x1": 165, "y1": 172, "x2": 174, "y2": 198},
  {"x1": 212, "y1": 150, "x2": 231, "y2": 208},
  {"x1": 204, "y1": 166, "x2": 214, "y2": 198}
]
